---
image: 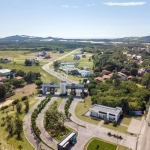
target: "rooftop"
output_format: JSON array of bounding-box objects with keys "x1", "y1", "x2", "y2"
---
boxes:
[
  {"x1": 58, "y1": 132, "x2": 76, "y2": 146},
  {"x1": 90, "y1": 104, "x2": 122, "y2": 115},
  {"x1": 0, "y1": 69, "x2": 11, "y2": 74}
]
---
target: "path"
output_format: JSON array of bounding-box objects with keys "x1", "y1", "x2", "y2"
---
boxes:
[{"x1": 23, "y1": 97, "x2": 51, "y2": 150}]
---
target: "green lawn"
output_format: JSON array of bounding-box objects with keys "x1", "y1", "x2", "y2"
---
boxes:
[
  {"x1": 0, "y1": 96, "x2": 38, "y2": 150},
  {"x1": 84, "y1": 138, "x2": 130, "y2": 150},
  {"x1": 55, "y1": 127, "x2": 72, "y2": 141},
  {"x1": 0, "y1": 61, "x2": 60, "y2": 83},
  {"x1": 102, "y1": 123, "x2": 129, "y2": 134},
  {"x1": 85, "y1": 138, "x2": 117, "y2": 150},
  {"x1": 122, "y1": 115, "x2": 143, "y2": 125},
  {"x1": 75, "y1": 96, "x2": 100, "y2": 125}
]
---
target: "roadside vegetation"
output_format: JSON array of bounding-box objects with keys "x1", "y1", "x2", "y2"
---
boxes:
[
  {"x1": 0, "y1": 94, "x2": 38, "y2": 150},
  {"x1": 44, "y1": 100, "x2": 71, "y2": 141}
]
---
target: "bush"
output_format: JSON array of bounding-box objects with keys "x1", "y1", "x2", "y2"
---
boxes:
[
  {"x1": 0, "y1": 105, "x2": 9, "y2": 111},
  {"x1": 107, "y1": 132, "x2": 112, "y2": 136},
  {"x1": 21, "y1": 96, "x2": 28, "y2": 101},
  {"x1": 12, "y1": 99, "x2": 19, "y2": 105},
  {"x1": 113, "y1": 120, "x2": 117, "y2": 127},
  {"x1": 104, "y1": 118, "x2": 109, "y2": 124}
]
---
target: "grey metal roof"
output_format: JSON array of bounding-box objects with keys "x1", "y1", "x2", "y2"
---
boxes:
[{"x1": 91, "y1": 104, "x2": 122, "y2": 115}]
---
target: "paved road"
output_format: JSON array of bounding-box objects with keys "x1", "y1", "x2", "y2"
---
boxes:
[
  {"x1": 23, "y1": 97, "x2": 52, "y2": 150},
  {"x1": 139, "y1": 108, "x2": 150, "y2": 150},
  {"x1": 42, "y1": 48, "x2": 80, "y2": 84}
]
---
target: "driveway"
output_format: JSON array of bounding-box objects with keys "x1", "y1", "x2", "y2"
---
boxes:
[{"x1": 127, "y1": 118, "x2": 143, "y2": 134}]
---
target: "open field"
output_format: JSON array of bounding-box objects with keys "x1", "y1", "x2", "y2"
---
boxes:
[
  {"x1": 84, "y1": 138, "x2": 130, "y2": 150},
  {"x1": 0, "y1": 96, "x2": 38, "y2": 150},
  {"x1": 0, "y1": 61, "x2": 60, "y2": 83},
  {"x1": 75, "y1": 96, "x2": 100, "y2": 125},
  {"x1": 0, "y1": 50, "x2": 69, "y2": 63},
  {"x1": 0, "y1": 84, "x2": 37, "y2": 108}
]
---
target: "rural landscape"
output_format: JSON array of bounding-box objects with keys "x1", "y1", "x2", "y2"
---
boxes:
[{"x1": 0, "y1": 0, "x2": 150, "y2": 150}]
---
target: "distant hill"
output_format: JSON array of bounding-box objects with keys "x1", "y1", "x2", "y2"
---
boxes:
[
  {"x1": 0, "y1": 35, "x2": 63, "y2": 41},
  {"x1": 0, "y1": 35, "x2": 150, "y2": 43},
  {"x1": 111, "y1": 35, "x2": 150, "y2": 43}
]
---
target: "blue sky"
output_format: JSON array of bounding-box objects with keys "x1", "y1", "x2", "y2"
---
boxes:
[{"x1": 0, "y1": 0, "x2": 150, "y2": 38}]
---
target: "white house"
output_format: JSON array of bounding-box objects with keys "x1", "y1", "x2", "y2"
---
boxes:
[
  {"x1": 73, "y1": 54, "x2": 80, "y2": 60},
  {"x1": 79, "y1": 70, "x2": 92, "y2": 77},
  {"x1": 90, "y1": 104, "x2": 123, "y2": 122},
  {"x1": 0, "y1": 69, "x2": 11, "y2": 76}
]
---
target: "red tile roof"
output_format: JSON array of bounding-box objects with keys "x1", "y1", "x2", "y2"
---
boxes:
[
  {"x1": 15, "y1": 76, "x2": 23, "y2": 80},
  {"x1": 0, "y1": 76, "x2": 6, "y2": 81},
  {"x1": 95, "y1": 77, "x2": 103, "y2": 81}
]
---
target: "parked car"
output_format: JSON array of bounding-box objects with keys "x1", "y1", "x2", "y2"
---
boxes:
[{"x1": 38, "y1": 94, "x2": 42, "y2": 97}]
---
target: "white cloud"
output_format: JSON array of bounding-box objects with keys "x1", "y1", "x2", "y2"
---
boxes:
[
  {"x1": 73, "y1": 6, "x2": 78, "y2": 8},
  {"x1": 62, "y1": 5, "x2": 69, "y2": 8},
  {"x1": 87, "y1": 4, "x2": 95, "y2": 7},
  {"x1": 103, "y1": 2, "x2": 146, "y2": 6}
]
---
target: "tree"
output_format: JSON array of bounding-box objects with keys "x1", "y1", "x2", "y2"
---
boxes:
[
  {"x1": 11, "y1": 78, "x2": 25, "y2": 88},
  {"x1": 36, "y1": 80, "x2": 43, "y2": 87},
  {"x1": 113, "y1": 120, "x2": 117, "y2": 127},
  {"x1": 24, "y1": 71, "x2": 36, "y2": 83},
  {"x1": 130, "y1": 68, "x2": 138, "y2": 76},
  {"x1": 16, "y1": 102, "x2": 22, "y2": 114},
  {"x1": 24, "y1": 59, "x2": 32, "y2": 66},
  {"x1": 24, "y1": 100, "x2": 29, "y2": 113},
  {"x1": 18, "y1": 145, "x2": 23, "y2": 150},
  {"x1": 141, "y1": 73, "x2": 150, "y2": 89},
  {"x1": 53, "y1": 60, "x2": 60, "y2": 70},
  {"x1": 15, "y1": 70, "x2": 26, "y2": 77},
  {"x1": 6, "y1": 119, "x2": 14, "y2": 137},
  {"x1": 14, "y1": 115, "x2": 23, "y2": 139},
  {"x1": 0, "y1": 84, "x2": 6, "y2": 99}
]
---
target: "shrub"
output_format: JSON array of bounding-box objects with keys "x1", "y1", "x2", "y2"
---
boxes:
[
  {"x1": 113, "y1": 120, "x2": 117, "y2": 127},
  {"x1": 21, "y1": 96, "x2": 28, "y2": 101},
  {"x1": 107, "y1": 132, "x2": 112, "y2": 136},
  {"x1": 104, "y1": 118, "x2": 109, "y2": 124},
  {"x1": 12, "y1": 99, "x2": 19, "y2": 105}
]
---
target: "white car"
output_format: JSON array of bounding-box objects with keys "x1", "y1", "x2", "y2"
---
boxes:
[{"x1": 38, "y1": 94, "x2": 42, "y2": 97}]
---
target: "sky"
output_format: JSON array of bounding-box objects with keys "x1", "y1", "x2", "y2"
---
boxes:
[{"x1": 0, "y1": 0, "x2": 150, "y2": 39}]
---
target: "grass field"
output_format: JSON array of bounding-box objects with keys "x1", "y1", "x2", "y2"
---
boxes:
[
  {"x1": 0, "y1": 96, "x2": 38, "y2": 150},
  {"x1": 75, "y1": 96, "x2": 100, "y2": 125},
  {"x1": 0, "y1": 61, "x2": 60, "y2": 83},
  {"x1": 61, "y1": 51, "x2": 93, "y2": 69},
  {"x1": 102, "y1": 123, "x2": 129, "y2": 135},
  {"x1": 0, "y1": 50, "x2": 69, "y2": 63},
  {"x1": 86, "y1": 138, "x2": 117, "y2": 150},
  {"x1": 122, "y1": 115, "x2": 142, "y2": 125},
  {"x1": 84, "y1": 138, "x2": 130, "y2": 150}
]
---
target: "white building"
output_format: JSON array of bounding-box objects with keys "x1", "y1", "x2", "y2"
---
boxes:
[
  {"x1": 0, "y1": 69, "x2": 11, "y2": 76},
  {"x1": 79, "y1": 70, "x2": 92, "y2": 78},
  {"x1": 73, "y1": 53, "x2": 80, "y2": 60},
  {"x1": 90, "y1": 104, "x2": 123, "y2": 122}
]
